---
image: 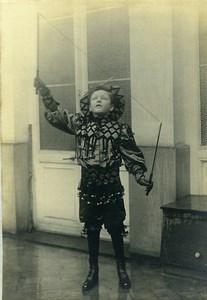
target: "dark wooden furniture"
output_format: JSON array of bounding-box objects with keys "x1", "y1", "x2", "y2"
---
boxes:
[{"x1": 161, "y1": 195, "x2": 207, "y2": 278}]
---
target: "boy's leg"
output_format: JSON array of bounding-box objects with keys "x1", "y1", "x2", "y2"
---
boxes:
[
  {"x1": 107, "y1": 225, "x2": 131, "y2": 289},
  {"x1": 82, "y1": 223, "x2": 101, "y2": 292}
]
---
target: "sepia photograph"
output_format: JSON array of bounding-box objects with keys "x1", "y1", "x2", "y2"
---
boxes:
[{"x1": 1, "y1": 0, "x2": 207, "y2": 299}]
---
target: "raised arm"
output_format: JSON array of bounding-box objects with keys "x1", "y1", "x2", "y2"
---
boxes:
[
  {"x1": 34, "y1": 76, "x2": 60, "y2": 111},
  {"x1": 34, "y1": 77, "x2": 80, "y2": 135}
]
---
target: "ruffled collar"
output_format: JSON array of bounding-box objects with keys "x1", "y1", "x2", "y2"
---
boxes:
[{"x1": 90, "y1": 113, "x2": 111, "y2": 124}]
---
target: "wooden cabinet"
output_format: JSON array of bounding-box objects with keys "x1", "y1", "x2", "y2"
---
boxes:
[{"x1": 161, "y1": 196, "x2": 207, "y2": 272}]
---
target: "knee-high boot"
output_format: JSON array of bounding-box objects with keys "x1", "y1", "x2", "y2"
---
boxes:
[
  {"x1": 82, "y1": 225, "x2": 100, "y2": 292},
  {"x1": 109, "y1": 228, "x2": 131, "y2": 289}
]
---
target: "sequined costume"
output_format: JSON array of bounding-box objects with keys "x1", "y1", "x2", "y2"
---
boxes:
[
  {"x1": 37, "y1": 83, "x2": 149, "y2": 290},
  {"x1": 41, "y1": 85, "x2": 147, "y2": 230}
]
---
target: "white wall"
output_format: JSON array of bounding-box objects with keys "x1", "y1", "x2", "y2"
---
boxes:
[
  {"x1": 129, "y1": 0, "x2": 206, "y2": 195},
  {"x1": 128, "y1": 1, "x2": 176, "y2": 256},
  {"x1": 129, "y1": 0, "x2": 174, "y2": 147},
  {"x1": 1, "y1": 2, "x2": 37, "y2": 144},
  {"x1": 172, "y1": 2, "x2": 205, "y2": 195},
  {"x1": 1, "y1": 2, "x2": 38, "y2": 233}
]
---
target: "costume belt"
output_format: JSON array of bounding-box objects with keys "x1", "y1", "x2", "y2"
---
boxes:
[{"x1": 78, "y1": 190, "x2": 124, "y2": 206}]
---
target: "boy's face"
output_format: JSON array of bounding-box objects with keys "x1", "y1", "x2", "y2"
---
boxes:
[{"x1": 89, "y1": 90, "x2": 114, "y2": 117}]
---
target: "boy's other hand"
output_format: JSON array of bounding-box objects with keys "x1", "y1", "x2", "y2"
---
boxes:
[
  {"x1": 137, "y1": 176, "x2": 151, "y2": 186},
  {"x1": 34, "y1": 77, "x2": 50, "y2": 97},
  {"x1": 34, "y1": 76, "x2": 46, "y2": 92},
  {"x1": 136, "y1": 174, "x2": 153, "y2": 195}
]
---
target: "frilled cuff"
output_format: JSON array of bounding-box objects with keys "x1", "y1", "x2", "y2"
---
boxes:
[
  {"x1": 135, "y1": 172, "x2": 145, "y2": 183},
  {"x1": 42, "y1": 95, "x2": 60, "y2": 112},
  {"x1": 127, "y1": 164, "x2": 145, "y2": 181},
  {"x1": 38, "y1": 85, "x2": 60, "y2": 112}
]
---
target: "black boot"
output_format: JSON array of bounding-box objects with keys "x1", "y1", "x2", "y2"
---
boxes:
[
  {"x1": 117, "y1": 261, "x2": 131, "y2": 289},
  {"x1": 82, "y1": 224, "x2": 101, "y2": 292},
  {"x1": 82, "y1": 263, "x2": 99, "y2": 292},
  {"x1": 109, "y1": 226, "x2": 131, "y2": 289}
]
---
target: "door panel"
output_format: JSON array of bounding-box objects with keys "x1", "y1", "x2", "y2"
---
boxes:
[
  {"x1": 42, "y1": 165, "x2": 77, "y2": 220},
  {"x1": 35, "y1": 157, "x2": 82, "y2": 236}
]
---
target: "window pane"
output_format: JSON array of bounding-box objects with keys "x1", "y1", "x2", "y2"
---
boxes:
[
  {"x1": 39, "y1": 15, "x2": 76, "y2": 150},
  {"x1": 87, "y1": 7, "x2": 130, "y2": 80},
  {"x1": 199, "y1": 8, "x2": 207, "y2": 145},
  {"x1": 200, "y1": 66, "x2": 207, "y2": 145},
  {"x1": 87, "y1": 6, "x2": 131, "y2": 125},
  {"x1": 39, "y1": 86, "x2": 76, "y2": 151}
]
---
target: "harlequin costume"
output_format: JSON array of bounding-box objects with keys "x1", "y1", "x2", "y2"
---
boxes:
[{"x1": 38, "y1": 83, "x2": 148, "y2": 291}]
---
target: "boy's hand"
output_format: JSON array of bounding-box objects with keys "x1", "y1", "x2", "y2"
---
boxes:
[
  {"x1": 136, "y1": 174, "x2": 153, "y2": 194},
  {"x1": 34, "y1": 76, "x2": 49, "y2": 97},
  {"x1": 34, "y1": 76, "x2": 46, "y2": 90},
  {"x1": 145, "y1": 180, "x2": 153, "y2": 195},
  {"x1": 137, "y1": 176, "x2": 151, "y2": 186}
]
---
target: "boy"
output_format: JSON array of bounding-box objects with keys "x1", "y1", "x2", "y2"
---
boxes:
[{"x1": 34, "y1": 77, "x2": 152, "y2": 291}]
